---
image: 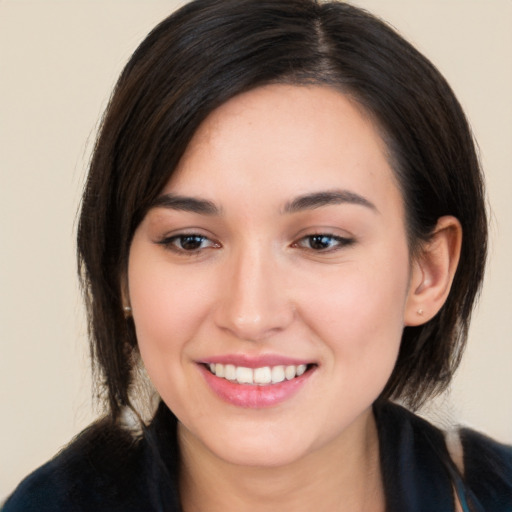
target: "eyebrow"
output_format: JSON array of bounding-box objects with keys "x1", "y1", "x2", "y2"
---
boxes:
[
  {"x1": 151, "y1": 194, "x2": 221, "y2": 215},
  {"x1": 151, "y1": 189, "x2": 376, "y2": 216},
  {"x1": 283, "y1": 190, "x2": 377, "y2": 214}
]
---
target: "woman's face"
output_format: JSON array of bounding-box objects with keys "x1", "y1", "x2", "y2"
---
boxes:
[{"x1": 128, "y1": 84, "x2": 416, "y2": 467}]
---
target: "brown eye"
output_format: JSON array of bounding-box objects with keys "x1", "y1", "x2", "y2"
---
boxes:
[
  {"x1": 157, "y1": 234, "x2": 220, "y2": 253},
  {"x1": 309, "y1": 235, "x2": 336, "y2": 250},
  {"x1": 295, "y1": 234, "x2": 354, "y2": 252},
  {"x1": 176, "y1": 235, "x2": 208, "y2": 251}
]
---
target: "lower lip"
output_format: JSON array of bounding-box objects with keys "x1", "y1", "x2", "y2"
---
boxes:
[{"x1": 198, "y1": 365, "x2": 314, "y2": 409}]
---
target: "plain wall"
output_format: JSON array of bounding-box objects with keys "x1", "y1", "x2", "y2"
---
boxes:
[{"x1": 1, "y1": 0, "x2": 511, "y2": 501}]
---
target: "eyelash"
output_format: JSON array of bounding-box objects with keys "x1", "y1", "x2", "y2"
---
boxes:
[
  {"x1": 292, "y1": 234, "x2": 354, "y2": 252},
  {"x1": 156, "y1": 233, "x2": 354, "y2": 255},
  {"x1": 157, "y1": 234, "x2": 220, "y2": 254}
]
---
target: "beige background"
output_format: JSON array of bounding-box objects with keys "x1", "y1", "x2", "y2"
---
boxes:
[{"x1": 1, "y1": 0, "x2": 511, "y2": 501}]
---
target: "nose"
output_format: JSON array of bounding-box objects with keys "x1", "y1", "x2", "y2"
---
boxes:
[{"x1": 213, "y1": 243, "x2": 295, "y2": 341}]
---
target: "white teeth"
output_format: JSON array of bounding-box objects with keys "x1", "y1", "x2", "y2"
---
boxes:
[
  {"x1": 236, "y1": 366, "x2": 254, "y2": 384},
  {"x1": 225, "y1": 364, "x2": 236, "y2": 380},
  {"x1": 254, "y1": 366, "x2": 272, "y2": 384},
  {"x1": 285, "y1": 365, "x2": 296, "y2": 380},
  {"x1": 215, "y1": 363, "x2": 225, "y2": 378},
  {"x1": 208, "y1": 363, "x2": 309, "y2": 385},
  {"x1": 271, "y1": 365, "x2": 285, "y2": 383}
]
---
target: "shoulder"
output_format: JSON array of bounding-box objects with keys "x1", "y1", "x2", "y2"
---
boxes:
[
  {"x1": 460, "y1": 427, "x2": 512, "y2": 511},
  {"x1": 2, "y1": 418, "x2": 149, "y2": 512},
  {"x1": 374, "y1": 401, "x2": 512, "y2": 511}
]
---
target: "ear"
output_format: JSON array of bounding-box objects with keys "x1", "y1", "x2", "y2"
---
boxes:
[{"x1": 404, "y1": 216, "x2": 462, "y2": 326}]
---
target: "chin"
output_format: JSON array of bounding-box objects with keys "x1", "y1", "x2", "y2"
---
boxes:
[
  {"x1": 212, "y1": 435, "x2": 312, "y2": 468},
  {"x1": 178, "y1": 413, "x2": 316, "y2": 468}
]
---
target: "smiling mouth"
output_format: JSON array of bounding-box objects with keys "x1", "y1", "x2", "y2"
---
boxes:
[{"x1": 205, "y1": 363, "x2": 316, "y2": 386}]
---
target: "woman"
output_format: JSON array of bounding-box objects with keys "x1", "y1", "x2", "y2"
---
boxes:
[{"x1": 3, "y1": 0, "x2": 511, "y2": 510}]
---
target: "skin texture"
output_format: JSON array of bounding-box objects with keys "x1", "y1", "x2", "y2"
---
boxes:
[{"x1": 127, "y1": 84, "x2": 461, "y2": 511}]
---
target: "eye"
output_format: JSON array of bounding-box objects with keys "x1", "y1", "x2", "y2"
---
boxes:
[
  {"x1": 294, "y1": 234, "x2": 354, "y2": 252},
  {"x1": 157, "y1": 234, "x2": 220, "y2": 253}
]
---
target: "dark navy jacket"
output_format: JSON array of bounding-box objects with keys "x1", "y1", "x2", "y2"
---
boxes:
[{"x1": 3, "y1": 402, "x2": 512, "y2": 511}]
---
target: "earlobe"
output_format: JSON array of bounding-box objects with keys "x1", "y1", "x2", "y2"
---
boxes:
[
  {"x1": 120, "y1": 275, "x2": 132, "y2": 317},
  {"x1": 404, "y1": 216, "x2": 462, "y2": 326}
]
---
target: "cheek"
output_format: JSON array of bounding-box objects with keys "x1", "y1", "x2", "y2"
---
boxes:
[
  {"x1": 127, "y1": 251, "x2": 214, "y2": 368},
  {"x1": 127, "y1": 256, "x2": 220, "y2": 416},
  {"x1": 299, "y1": 247, "x2": 410, "y2": 368}
]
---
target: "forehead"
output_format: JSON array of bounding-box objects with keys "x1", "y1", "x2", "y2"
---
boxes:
[{"x1": 165, "y1": 84, "x2": 403, "y2": 217}]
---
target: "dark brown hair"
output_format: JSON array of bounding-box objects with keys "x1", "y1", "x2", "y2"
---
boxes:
[{"x1": 77, "y1": 0, "x2": 487, "y2": 419}]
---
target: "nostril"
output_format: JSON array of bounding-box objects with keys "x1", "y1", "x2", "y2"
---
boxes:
[{"x1": 214, "y1": 306, "x2": 295, "y2": 342}]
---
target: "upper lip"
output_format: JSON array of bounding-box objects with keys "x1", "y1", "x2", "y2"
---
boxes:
[{"x1": 198, "y1": 354, "x2": 314, "y2": 368}]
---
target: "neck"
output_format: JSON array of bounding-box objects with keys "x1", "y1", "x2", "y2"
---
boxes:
[{"x1": 178, "y1": 408, "x2": 386, "y2": 512}]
